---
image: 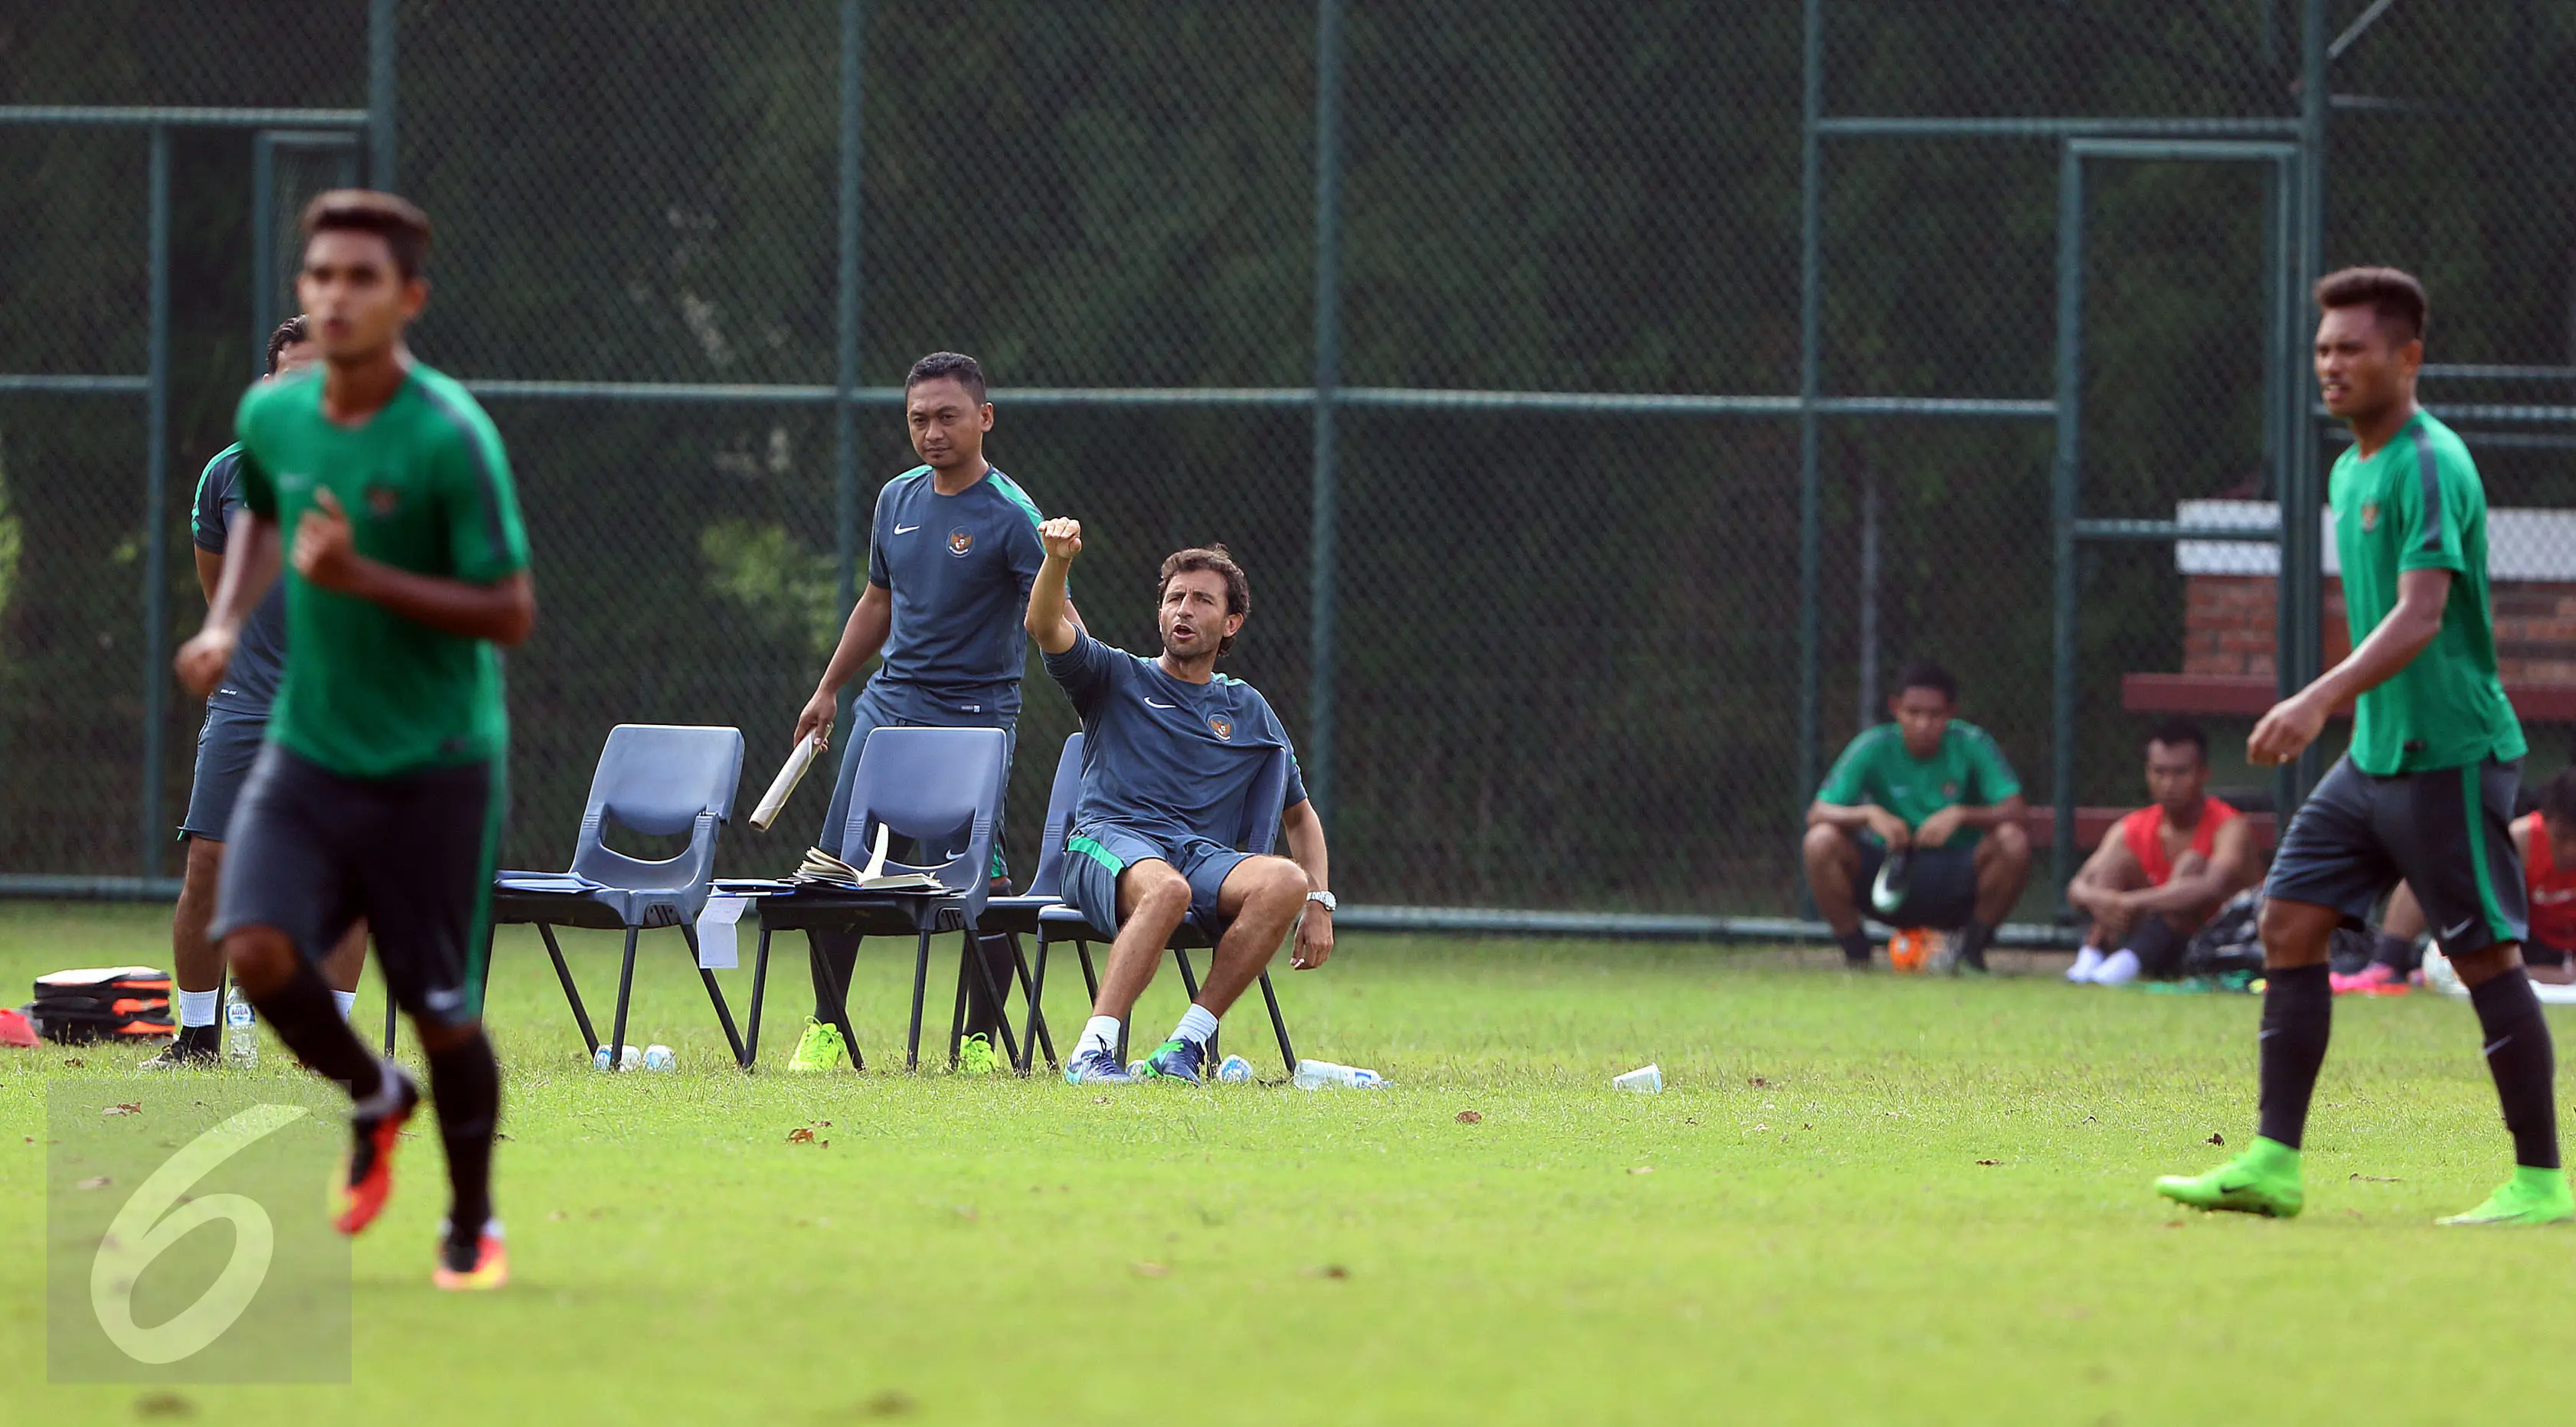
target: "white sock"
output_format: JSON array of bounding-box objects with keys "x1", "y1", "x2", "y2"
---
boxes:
[
  {"x1": 2094, "y1": 949, "x2": 2142, "y2": 985},
  {"x1": 178, "y1": 988, "x2": 219, "y2": 1028},
  {"x1": 332, "y1": 990, "x2": 358, "y2": 1021},
  {"x1": 2066, "y1": 946, "x2": 2105, "y2": 983},
  {"x1": 1077, "y1": 1015, "x2": 1121, "y2": 1058},
  {"x1": 1171, "y1": 1004, "x2": 1219, "y2": 1047}
]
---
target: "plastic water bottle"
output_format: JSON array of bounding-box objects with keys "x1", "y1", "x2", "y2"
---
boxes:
[
  {"x1": 593, "y1": 1043, "x2": 644, "y2": 1071},
  {"x1": 222, "y1": 985, "x2": 258, "y2": 1067},
  {"x1": 642, "y1": 1044, "x2": 676, "y2": 1072},
  {"x1": 1215, "y1": 1053, "x2": 1254, "y2": 1083},
  {"x1": 1291, "y1": 1058, "x2": 1384, "y2": 1089}
]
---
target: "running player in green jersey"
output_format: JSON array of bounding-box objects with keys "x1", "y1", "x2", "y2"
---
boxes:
[
  {"x1": 175, "y1": 190, "x2": 537, "y2": 1288},
  {"x1": 2158, "y1": 267, "x2": 2570, "y2": 1226}
]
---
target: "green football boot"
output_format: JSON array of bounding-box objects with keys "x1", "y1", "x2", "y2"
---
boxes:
[
  {"x1": 2154, "y1": 1136, "x2": 2304, "y2": 1217},
  {"x1": 787, "y1": 1017, "x2": 848, "y2": 1073},
  {"x1": 2437, "y1": 1166, "x2": 2575, "y2": 1226}
]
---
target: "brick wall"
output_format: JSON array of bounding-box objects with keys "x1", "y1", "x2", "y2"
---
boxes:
[{"x1": 2184, "y1": 574, "x2": 2576, "y2": 681}]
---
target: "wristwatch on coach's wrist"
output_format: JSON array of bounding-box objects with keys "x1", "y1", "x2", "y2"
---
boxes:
[{"x1": 1304, "y1": 890, "x2": 1337, "y2": 914}]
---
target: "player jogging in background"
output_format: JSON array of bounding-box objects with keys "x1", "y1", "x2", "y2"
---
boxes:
[
  {"x1": 175, "y1": 190, "x2": 537, "y2": 1288},
  {"x1": 148, "y1": 316, "x2": 368, "y2": 1069},
  {"x1": 2158, "y1": 266, "x2": 2570, "y2": 1226},
  {"x1": 1025, "y1": 523, "x2": 1335, "y2": 1086},
  {"x1": 785, "y1": 351, "x2": 1076, "y2": 1075}
]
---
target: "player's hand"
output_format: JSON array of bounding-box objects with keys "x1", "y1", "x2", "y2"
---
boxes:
[
  {"x1": 1864, "y1": 806, "x2": 1912, "y2": 850},
  {"x1": 1291, "y1": 904, "x2": 1334, "y2": 970},
  {"x1": 174, "y1": 626, "x2": 236, "y2": 698},
  {"x1": 1038, "y1": 517, "x2": 1083, "y2": 561},
  {"x1": 292, "y1": 488, "x2": 364, "y2": 592},
  {"x1": 793, "y1": 687, "x2": 838, "y2": 752},
  {"x1": 1914, "y1": 805, "x2": 1966, "y2": 849},
  {"x1": 2247, "y1": 690, "x2": 2327, "y2": 766}
]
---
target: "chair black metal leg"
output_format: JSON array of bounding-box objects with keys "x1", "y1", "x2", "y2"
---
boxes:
[
  {"x1": 957, "y1": 929, "x2": 1021, "y2": 1069},
  {"x1": 745, "y1": 923, "x2": 773, "y2": 1069},
  {"x1": 1006, "y1": 933, "x2": 1054, "y2": 1070},
  {"x1": 906, "y1": 929, "x2": 933, "y2": 1071},
  {"x1": 538, "y1": 923, "x2": 600, "y2": 1053},
  {"x1": 808, "y1": 932, "x2": 865, "y2": 1072},
  {"x1": 1020, "y1": 933, "x2": 1053, "y2": 1074},
  {"x1": 678, "y1": 924, "x2": 750, "y2": 1069},
  {"x1": 1258, "y1": 970, "x2": 1296, "y2": 1072},
  {"x1": 946, "y1": 932, "x2": 973, "y2": 1069},
  {"x1": 606, "y1": 926, "x2": 641, "y2": 1071},
  {"x1": 382, "y1": 985, "x2": 398, "y2": 1057},
  {"x1": 1172, "y1": 947, "x2": 1215, "y2": 1060}
]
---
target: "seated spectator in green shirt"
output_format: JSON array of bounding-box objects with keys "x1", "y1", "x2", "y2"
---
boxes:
[{"x1": 1803, "y1": 659, "x2": 2033, "y2": 973}]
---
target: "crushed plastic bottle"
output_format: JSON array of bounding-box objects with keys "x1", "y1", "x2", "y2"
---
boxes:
[{"x1": 1291, "y1": 1058, "x2": 1385, "y2": 1089}]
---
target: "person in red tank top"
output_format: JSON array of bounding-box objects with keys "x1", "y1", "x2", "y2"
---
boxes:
[
  {"x1": 2064, "y1": 720, "x2": 2263, "y2": 984},
  {"x1": 2376, "y1": 769, "x2": 2576, "y2": 988}
]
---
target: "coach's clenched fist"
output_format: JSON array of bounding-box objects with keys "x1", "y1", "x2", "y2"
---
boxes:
[{"x1": 1038, "y1": 517, "x2": 1083, "y2": 561}]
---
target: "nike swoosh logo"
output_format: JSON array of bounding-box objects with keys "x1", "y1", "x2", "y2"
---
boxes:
[
  {"x1": 2442, "y1": 919, "x2": 2475, "y2": 941},
  {"x1": 1143, "y1": 699, "x2": 1176, "y2": 710},
  {"x1": 2485, "y1": 1037, "x2": 2512, "y2": 1056},
  {"x1": 894, "y1": 524, "x2": 920, "y2": 534},
  {"x1": 2215, "y1": 1179, "x2": 2257, "y2": 1194}
]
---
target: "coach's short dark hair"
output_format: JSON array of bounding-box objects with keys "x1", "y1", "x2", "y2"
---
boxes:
[
  {"x1": 301, "y1": 189, "x2": 430, "y2": 281},
  {"x1": 2539, "y1": 768, "x2": 2576, "y2": 828},
  {"x1": 264, "y1": 315, "x2": 310, "y2": 374},
  {"x1": 1894, "y1": 658, "x2": 1957, "y2": 705},
  {"x1": 2146, "y1": 717, "x2": 2208, "y2": 761},
  {"x1": 2315, "y1": 266, "x2": 2427, "y2": 345},
  {"x1": 1157, "y1": 544, "x2": 1251, "y2": 657},
  {"x1": 905, "y1": 351, "x2": 988, "y2": 404}
]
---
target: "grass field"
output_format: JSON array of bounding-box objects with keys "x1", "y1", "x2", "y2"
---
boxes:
[{"x1": 5, "y1": 901, "x2": 2573, "y2": 1425}]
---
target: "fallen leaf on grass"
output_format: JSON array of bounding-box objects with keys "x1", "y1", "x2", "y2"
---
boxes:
[
  {"x1": 1976, "y1": 1160, "x2": 2002, "y2": 1167},
  {"x1": 103, "y1": 1103, "x2": 140, "y2": 1116},
  {"x1": 786, "y1": 1128, "x2": 816, "y2": 1145},
  {"x1": 1749, "y1": 1076, "x2": 1768, "y2": 1087},
  {"x1": 132, "y1": 1390, "x2": 195, "y2": 1419},
  {"x1": 1454, "y1": 1110, "x2": 1483, "y2": 1124},
  {"x1": 62, "y1": 1058, "x2": 83, "y2": 1069},
  {"x1": 1130, "y1": 1261, "x2": 1169, "y2": 1278},
  {"x1": 2349, "y1": 1174, "x2": 2403, "y2": 1183},
  {"x1": 77, "y1": 1177, "x2": 111, "y2": 1190},
  {"x1": 1303, "y1": 1264, "x2": 1350, "y2": 1280},
  {"x1": 2205, "y1": 1133, "x2": 2225, "y2": 1146}
]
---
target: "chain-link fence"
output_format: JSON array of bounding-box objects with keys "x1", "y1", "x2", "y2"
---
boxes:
[{"x1": 7, "y1": 2, "x2": 2576, "y2": 933}]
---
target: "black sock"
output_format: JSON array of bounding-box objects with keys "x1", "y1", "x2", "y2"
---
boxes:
[
  {"x1": 2468, "y1": 968, "x2": 2561, "y2": 1170},
  {"x1": 2372, "y1": 931, "x2": 2419, "y2": 974},
  {"x1": 1836, "y1": 928, "x2": 1872, "y2": 965},
  {"x1": 809, "y1": 929, "x2": 860, "y2": 1024},
  {"x1": 248, "y1": 957, "x2": 382, "y2": 1102},
  {"x1": 2127, "y1": 916, "x2": 2188, "y2": 981},
  {"x1": 2255, "y1": 962, "x2": 2332, "y2": 1149},
  {"x1": 963, "y1": 932, "x2": 1018, "y2": 1037},
  {"x1": 1956, "y1": 919, "x2": 1994, "y2": 970},
  {"x1": 425, "y1": 1030, "x2": 501, "y2": 1243}
]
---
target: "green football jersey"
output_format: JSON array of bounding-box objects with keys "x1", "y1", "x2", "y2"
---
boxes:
[
  {"x1": 1816, "y1": 720, "x2": 2022, "y2": 844},
  {"x1": 2329, "y1": 409, "x2": 2524, "y2": 776},
  {"x1": 235, "y1": 364, "x2": 530, "y2": 778}
]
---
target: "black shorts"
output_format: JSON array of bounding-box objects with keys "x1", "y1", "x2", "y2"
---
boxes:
[
  {"x1": 211, "y1": 746, "x2": 505, "y2": 1027},
  {"x1": 178, "y1": 704, "x2": 267, "y2": 841},
  {"x1": 1855, "y1": 840, "x2": 1979, "y2": 931},
  {"x1": 2266, "y1": 755, "x2": 2527, "y2": 957}
]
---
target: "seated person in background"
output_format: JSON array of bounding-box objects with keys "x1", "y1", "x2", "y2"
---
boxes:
[
  {"x1": 1804, "y1": 659, "x2": 2032, "y2": 973},
  {"x1": 2064, "y1": 718, "x2": 2261, "y2": 984},
  {"x1": 1025, "y1": 519, "x2": 1335, "y2": 1085},
  {"x1": 2355, "y1": 767, "x2": 2576, "y2": 992}
]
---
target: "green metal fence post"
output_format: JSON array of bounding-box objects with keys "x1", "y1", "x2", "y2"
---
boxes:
[
  {"x1": 2283, "y1": 0, "x2": 2329, "y2": 808},
  {"x1": 141, "y1": 126, "x2": 172, "y2": 877},
  {"x1": 2049, "y1": 141, "x2": 2083, "y2": 896},
  {"x1": 252, "y1": 132, "x2": 275, "y2": 380},
  {"x1": 832, "y1": 0, "x2": 864, "y2": 756},
  {"x1": 1795, "y1": 0, "x2": 1824, "y2": 827},
  {"x1": 367, "y1": 0, "x2": 396, "y2": 189},
  {"x1": 1307, "y1": 0, "x2": 1345, "y2": 828}
]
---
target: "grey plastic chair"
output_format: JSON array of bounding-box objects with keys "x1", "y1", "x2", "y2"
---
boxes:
[
  {"x1": 1025, "y1": 744, "x2": 1299, "y2": 1074},
  {"x1": 479, "y1": 723, "x2": 747, "y2": 1069},
  {"x1": 743, "y1": 726, "x2": 1007, "y2": 1072}
]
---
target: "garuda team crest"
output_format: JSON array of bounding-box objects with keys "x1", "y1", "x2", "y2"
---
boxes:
[
  {"x1": 1208, "y1": 715, "x2": 1234, "y2": 741},
  {"x1": 946, "y1": 529, "x2": 975, "y2": 556}
]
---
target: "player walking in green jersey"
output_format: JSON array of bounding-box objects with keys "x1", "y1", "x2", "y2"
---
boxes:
[
  {"x1": 2159, "y1": 267, "x2": 2570, "y2": 1226},
  {"x1": 175, "y1": 191, "x2": 537, "y2": 1288}
]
